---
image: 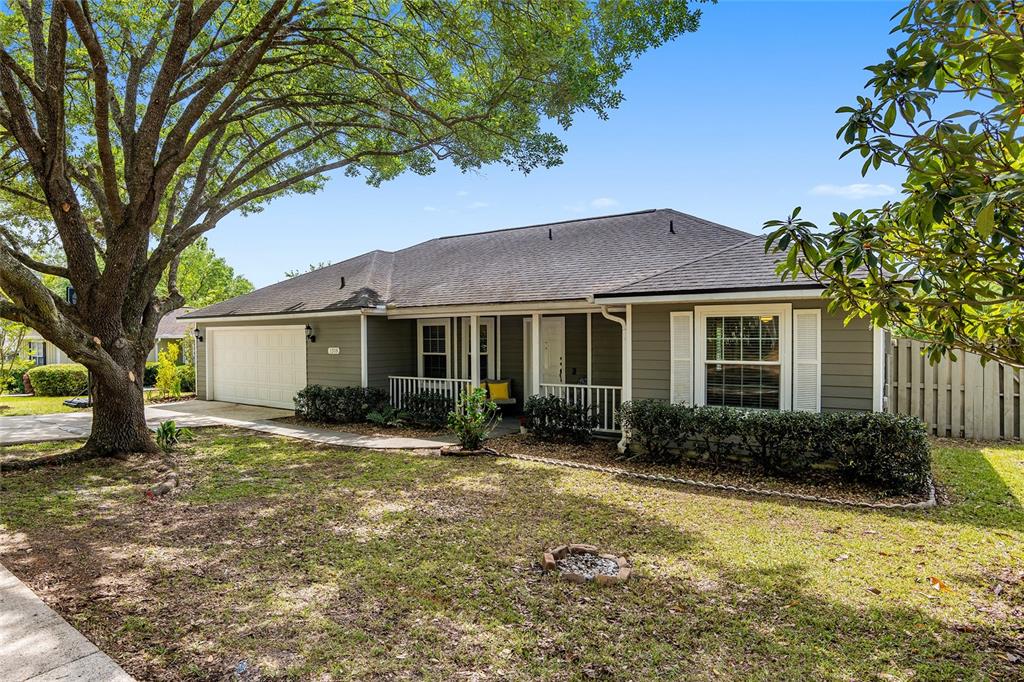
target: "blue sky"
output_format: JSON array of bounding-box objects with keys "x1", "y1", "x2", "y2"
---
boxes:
[{"x1": 213, "y1": 1, "x2": 906, "y2": 288}]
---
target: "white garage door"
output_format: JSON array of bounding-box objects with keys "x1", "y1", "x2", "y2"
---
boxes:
[{"x1": 208, "y1": 326, "x2": 306, "y2": 409}]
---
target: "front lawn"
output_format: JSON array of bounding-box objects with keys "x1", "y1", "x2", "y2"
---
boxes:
[
  {"x1": 1, "y1": 431, "x2": 1021, "y2": 680},
  {"x1": 0, "y1": 395, "x2": 84, "y2": 415}
]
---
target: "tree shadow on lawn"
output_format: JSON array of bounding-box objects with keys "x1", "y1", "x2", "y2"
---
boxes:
[{"x1": 0, "y1": 429, "x2": 1020, "y2": 680}]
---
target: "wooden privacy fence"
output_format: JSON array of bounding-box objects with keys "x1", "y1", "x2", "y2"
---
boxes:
[{"x1": 889, "y1": 339, "x2": 1023, "y2": 441}]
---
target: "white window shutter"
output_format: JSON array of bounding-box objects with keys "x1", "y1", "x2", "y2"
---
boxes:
[
  {"x1": 670, "y1": 312, "x2": 693, "y2": 404},
  {"x1": 793, "y1": 309, "x2": 821, "y2": 412}
]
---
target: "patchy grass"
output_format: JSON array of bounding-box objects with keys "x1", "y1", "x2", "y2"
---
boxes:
[
  {"x1": 1, "y1": 431, "x2": 1021, "y2": 681},
  {"x1": 0, "y1": 395, "x2": 84, "y2": 415}
]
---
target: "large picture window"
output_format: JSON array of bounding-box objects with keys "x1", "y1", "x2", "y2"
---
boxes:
[
  {"x1": 704, "y1": 314, "x2": 781, "y2": 409},
  {"x1": 418, "y1": 320, "x2": 449, "y2": 378}
]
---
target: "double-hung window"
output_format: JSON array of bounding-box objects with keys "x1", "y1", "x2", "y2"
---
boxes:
[
  {"x1": 693, "y1": 304, "x2": 793, "y2": 410},
  {"x1": 418, "y1": 320, "x2": 449, "y2": 378}
]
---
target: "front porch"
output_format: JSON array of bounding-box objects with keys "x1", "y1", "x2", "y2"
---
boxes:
[{"x1": 374, "y1": 310, "x2": 628, "y2": 432}]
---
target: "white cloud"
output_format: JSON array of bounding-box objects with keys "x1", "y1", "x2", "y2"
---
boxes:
[
  {"x1": 590, "y1": 197, "x2": 620, "y2": 209},
  {"x1": 423, "y1": 205, "x2": 439, "y2": 212},
  {"x1": 468, "y1": 201, "x2": 489, "y2": 209},
  {"x1": 810, "y1": 183, "x2": 897, "y2": 199}
]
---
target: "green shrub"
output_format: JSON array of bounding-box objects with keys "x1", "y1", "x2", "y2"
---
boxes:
[
  {"x1": 293, "y1": 385, "x2": 388, "y2": 423},
  {"x1": 620, "y1": 401, "x2": 931, "y2": 495},
  {"x1": 738, "y1": 409, "x2": 821, "y2": 476},
  {"x1": 618, "y1": 399, "x2": 691, "y2": 463},
  {"x1": 523, "y1": 394, "x2": 595, "y2": 443},
  {"x1": 690, "y1": 405, "x2": 742, "y2": 467},
  {"x1": 156, "y1": 343, "x2": 182, "y2": 398},
  {"x1": 177, "y1": 364, "x2": 195, "y2": 393},
  {"x1": 367, "y1": 405, "x2": 406, "y2": 428},
  {"x1": 155, "y1": 420, "x2": 194, "y2": 453},
  {"x1": 447, "y1": 387, "x2": 499, "y2": 450},
  {"x1": 26, "y1": 363, "x2": 88, "y2": 396},
  {"x1": 144, "y1": 362, "x2": 159, "y2": 386},
  {"x1": 403, "y1": 390, "x2": 453, "y2": 429},
  {"x1": 1, "y1": 358, "x2": 34, "y2": 393},
  {"x1": 820, "y1": 412, "x2": 931, "y2": 494}
]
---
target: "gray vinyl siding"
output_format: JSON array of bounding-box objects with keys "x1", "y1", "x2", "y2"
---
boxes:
[
  {"x1": 499, "y1": 315, "x2": 525, "y2": 407},
  {"x1": 366, "y1": 317, "x2": 415, "y2": 390},
  {"x1": 195, "y1": 316, "x2": 361, "y2": 400},
  {"x1": 564, "y1": 314, "x2": 587, "y2": 383},
  {"x1": 590, "y1": 313, "x2": 623, "y2": 386},
  {"x1": 629, "y1": 300, "x2": 875, "y2": 412},
  {"x1": 310, "y1": 317, "x2": 362, "y2": 387}
]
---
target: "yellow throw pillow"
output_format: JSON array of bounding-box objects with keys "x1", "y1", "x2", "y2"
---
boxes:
[{"x1": 488, "y1": 380, "x2": 510, "y2": 400}]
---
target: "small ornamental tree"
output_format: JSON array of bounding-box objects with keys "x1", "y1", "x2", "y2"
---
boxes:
[
  {"x1": 0, "y1": 1, "x2": 704, "y2": 464},
  {"x1": 765, "y1": 0, "x2": 1024, "y2": 368},
  {"x1": 155, "y1": 343, "x2": 182, "y2": 399}
]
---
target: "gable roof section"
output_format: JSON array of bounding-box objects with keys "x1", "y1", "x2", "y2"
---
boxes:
[
  {"x1": 185, "y1": 208, "x2": 796, "y2": 319},
  {"x1": 595, "y1": 236, "x2": 818, "y2": 298}
]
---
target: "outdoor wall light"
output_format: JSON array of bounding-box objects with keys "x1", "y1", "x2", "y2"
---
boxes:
[
  {"x1": 305, "y1": 324, "x2": 316, "y2": 343},
  {"x1": 192, "y1": 327, "x2": 204, "y2": 343}
]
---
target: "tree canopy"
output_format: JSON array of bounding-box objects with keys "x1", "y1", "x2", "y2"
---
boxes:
[
  {"x1": 765, "y1": 0, "x2": 1024, "y2": 367},
  {"x1": 163, "y1": 238, "x2": 253, "y2": 308},
  {"x1": 0, "y1": 0, "x2": 704, "y2": 456}
]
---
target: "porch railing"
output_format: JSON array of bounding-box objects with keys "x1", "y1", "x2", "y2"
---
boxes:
[
  {"x1": 539, "y1": 383, "x2": 622, "y2": 432},
  {"x1": 389, "y1": 376, "x2": 472, "y2": 410}
]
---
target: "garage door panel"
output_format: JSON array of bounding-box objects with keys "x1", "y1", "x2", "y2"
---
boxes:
[{"x1": 209, "y1": 326, "x2": 306, "y2": 408}]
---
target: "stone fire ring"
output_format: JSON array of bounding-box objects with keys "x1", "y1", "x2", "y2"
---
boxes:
[{"x1": 542, "y1": 544, "x2": 632, "y2": 585}]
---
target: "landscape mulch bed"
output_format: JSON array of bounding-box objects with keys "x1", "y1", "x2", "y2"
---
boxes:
[
  {"x1": 275, "y1": 416, "x2": 449, "y2": 441},
  {"x1": 486, "y1": 434, "x2": 926, "y2": 506}
]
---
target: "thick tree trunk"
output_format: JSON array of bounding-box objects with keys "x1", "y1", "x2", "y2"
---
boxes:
[{"x1": 81, "y1": 358, "x2": 158, "y2": 456}]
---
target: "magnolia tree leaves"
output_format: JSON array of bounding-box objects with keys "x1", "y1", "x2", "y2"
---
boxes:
[{"x1": 765, "y1": 0, "x2": 1024, "y2": 367}]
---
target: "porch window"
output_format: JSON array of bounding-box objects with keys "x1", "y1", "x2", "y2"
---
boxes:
[
  {"x1": 703, "y1": 314, "x2": 781, "y2": 409},
  {"x1": 27, "y1": 341, "x2": 46, "y2": 365},
  {"x1": 418, "y1": 320, "x2": 449, "y2": 378}
]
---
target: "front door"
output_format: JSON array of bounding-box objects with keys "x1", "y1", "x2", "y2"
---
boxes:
[
  {"x1": 524, "y1": 316, "x2": 566, "y2": 394},
  {"x1": 541, "y1": 317, "x2": 565, "y2": 384}
]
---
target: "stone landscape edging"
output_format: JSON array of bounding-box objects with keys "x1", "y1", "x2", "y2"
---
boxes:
[{"x1": 495, "y1": 451, "x2": 937, "y2": 510}]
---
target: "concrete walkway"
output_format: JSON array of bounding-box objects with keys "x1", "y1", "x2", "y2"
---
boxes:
[
  {"x1": 1, "y1": 400, "x2": 456, "y2": 449},
  {"x1": 0, "y1": 563, "x2": 133, "y2": 681}
]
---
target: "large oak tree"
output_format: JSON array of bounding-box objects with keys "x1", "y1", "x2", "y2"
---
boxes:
[{"x1": 0, "y1": 0, "x2": 701, "y2": 460}]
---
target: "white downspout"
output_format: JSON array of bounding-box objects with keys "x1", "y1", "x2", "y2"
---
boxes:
[{"x1": 600, "y1": 305, "x2": 631, "y2": 453}]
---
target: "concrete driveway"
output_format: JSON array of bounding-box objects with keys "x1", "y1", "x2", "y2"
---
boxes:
[{"x1": 0, "y1": 400, "x2": 293, "y2": 445}]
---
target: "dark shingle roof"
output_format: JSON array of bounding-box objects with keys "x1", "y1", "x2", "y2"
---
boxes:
[
  {"x1": 595, "y1": 236, "x2": 818, "y2": 297},
  {"x1": 185, "y1": 208, "x2": 799, "y2": 318}
]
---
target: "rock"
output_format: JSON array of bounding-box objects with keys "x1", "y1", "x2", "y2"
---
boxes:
[
  {"x1": 542, "y1": 552, "x2": 557, "y2": 571},
  {"x1": 150, "y1": 481, "x2": 174, "y2": 496}
]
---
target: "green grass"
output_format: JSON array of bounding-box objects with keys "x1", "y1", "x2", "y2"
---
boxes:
[
  {"x1": 1, "y1": 431, "x2": 1021, "y2": 680},
  {"x1": 0, "y1": 395, "x2": 84, "y2": 415}
]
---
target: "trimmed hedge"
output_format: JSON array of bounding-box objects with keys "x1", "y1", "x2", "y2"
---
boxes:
[
  {"x1": 523, "y1": 394, "x2": 595, "y2": 444},
  {"x1": 403, "y1": 390, "x2": 452, "y2": 429},
  {"x1": 293, "y1": 385, "x2": 388, "y2": 423},
  {"x1": 618, "y1": 400, "x2": 931, "y2": 495},
  {"x1": 26, "y1": 363, "x2": 88, "y2": 396}
]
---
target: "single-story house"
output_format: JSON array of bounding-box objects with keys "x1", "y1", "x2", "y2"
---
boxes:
[
  {"x1": 24, "y1": 307, "x2": 195, "y2": 366},
  {"x1": 183, "y1": 209, "x2": 889, "y2": 429}
]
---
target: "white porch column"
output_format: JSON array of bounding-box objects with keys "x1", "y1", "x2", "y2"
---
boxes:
[
  {"x1": 470, "y1": 313, "x2": 480, "y2": 388},
  {"x1": 531, "y1": 312, "x2": 541, "y2": 396},
  {"x1": 623, "y1": 304, "x2": 633, "y2": 403}
]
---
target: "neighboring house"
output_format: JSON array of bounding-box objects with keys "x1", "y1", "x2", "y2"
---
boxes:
[
  {"x1": 24, "y1": 307, "x2": 195, "y2": 366},
  {"x1": 183, "y1": 209, "x2": 888, "y2": 429}
]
